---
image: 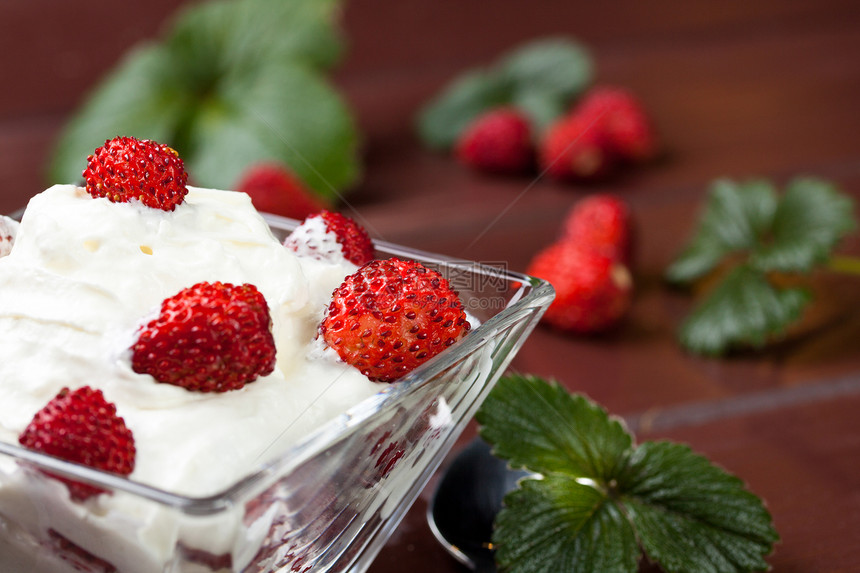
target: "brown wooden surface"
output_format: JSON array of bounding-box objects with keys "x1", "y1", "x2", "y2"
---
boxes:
[{"x1": 2, "y1": 1, "x2": 860, "y2": 571}]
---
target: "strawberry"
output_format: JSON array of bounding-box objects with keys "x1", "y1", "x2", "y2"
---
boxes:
[
  {"x1": 539, "y1": 114, "x2": 614, "y2": 182},
  {"x1": 320, "y1": 258, "x2": 470, "y2": 383},
  {"x1": 562, "y1": 194, "x2": 634, "y2": 265},
  {"x1": 131, "y1": 281, "x2": 276, "y2": 393},
  {"x1": 0, "y1": 215, "x2": 17, "y2": 258},
  {"x1": 455, "y1": 107, "x2": 533, "y2": 174},
  {"x1": 19, "y1": 386, "x2": 136, "y2": 501},
  {"x1": 83, "y1": 136, "x2": 188, "y2": 211},
  {"x1": 285, "y1": 210, "x2": 374, "y2": 266},
  {"x1": 576, "y1": 86, "x2": 659, "y2": 163},
  {"x1": 235, "y1": 162, "x2": 329, "y2": 220},
  {"x1": 526, "y1": 241, "x2": 632, "y2": 333}
]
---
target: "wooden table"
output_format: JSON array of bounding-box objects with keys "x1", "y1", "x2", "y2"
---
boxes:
[{"x1": 2, "y1": 1, "x2": 859, "y2": 571}]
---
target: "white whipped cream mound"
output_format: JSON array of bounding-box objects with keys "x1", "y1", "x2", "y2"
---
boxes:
[{"x1": 0, "y1": 184, "x2": 379, "y2": 496}]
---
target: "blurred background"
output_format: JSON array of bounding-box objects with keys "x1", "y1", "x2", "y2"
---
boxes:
[{"x1": 2, "y1": 1, "x2": 860, "y2": 571}]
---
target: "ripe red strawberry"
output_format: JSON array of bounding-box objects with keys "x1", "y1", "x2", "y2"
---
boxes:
[
  {"x1": 576, "y1": 86, "x2": 659, "y2": 163},
  {"x1": 0, "y1": 215, "x2": 17, "y2": 258},
  {"x1": 320, "y1": 258, "x2": 470, "y2": 383},
  {"x1": 285, "y1": 210, "x2": 374, "y2": 266},
  {"x1": 235, "y1": 162, "x2": 329, "y2": 220},
  {"x1": 562, "y1": 194, "x2": 634, "y2": 265},
  {"x1": 131, "y1": 281, "x2": 276, "y2": 393},
  {"x1": 455, "y1": 107, "x2": 533, "y2": 174},
  {"x1": 83, "y1": 136, "x2": 188, "y2": 211},
  {"x1": 526, "y1": 241, "x2": 632, "y2": 333},
  {"x1": 19, "y1": 386, "x2": 136, "y2": 501},
  {"x1": 539, "y1": 114, "x2": 614, "y2": 182}
]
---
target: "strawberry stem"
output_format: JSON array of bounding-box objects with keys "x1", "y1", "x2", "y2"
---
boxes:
[{"x1": 827, "y1": 254, "x2": 860, "y2": 276}]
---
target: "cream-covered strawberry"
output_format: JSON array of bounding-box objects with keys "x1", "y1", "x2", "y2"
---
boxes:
[
  {"x1": 18, "y1": 386, "x2": 136, "y2": 501},
  {"x1": 0, "y1": 215, "x2": 17, "y2": 258},
  {"x1": 131, "y1": 281, "x2": 276, "y2": 393},
  {"x1": 285, "y1": 210, "x2": 374, "y2": 266}
]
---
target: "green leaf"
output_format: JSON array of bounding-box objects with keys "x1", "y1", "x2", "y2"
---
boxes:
[
  {"x1": 180, "y1": 61, "x2": 358, "y2": 198},
  {"x1": 666, "y1": 179, "x2": 778, "y2": 284},
  {"x1": 678, "y1": 265, "x2": 810, "y2": 356},
  {"x1": 619, "y1": 442, "x2": 779, "y2": 573},
  {"x1": 416, "y1": 71, "x2": 511, "y2": 150},
  {"x1": 751, "y1": 177, "x2": 857, "y2": 272},
  {"x1": 416, "y1": 37, "x2": 592, "y2": 149},
  {"x1": 494, "y1": 476, "x2": 638, "y2": 573},
  {"x1": 47, "y1": 0, "x2": 357, "y2": 197},
  {"x1": 47, "y1": 45, "x2": 190, "y2": 185},
  {"x1": 499, "y1": 37, "x2": 592, "y2": 106},
  {"x1": 475, "y1": 373, "x2": 632, "y2": 480},
  {"x1": 477, "y1": 375, "x2": 779, "y2": 573}
]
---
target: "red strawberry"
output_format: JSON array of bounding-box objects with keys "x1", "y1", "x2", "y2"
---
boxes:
[
  {"x1": 539, "y1": 114, "x2": 614, "y2": 182},
  {"x1": 576, "y1": 86, "x2": 659, "y2": 163},
  {"x1": 320, "y1": 258, "x2": 470, "y2": 383},
  {"x1": 0, "y1": 215, "x2": 17, "y2": 258},
  {"x1": 285, "y1": 210, "x2": 374, "y2": 266},
  {"x1": 526, "y1": 241, "x2": 632, "y2": 333},
  {"x1": 131, "y1": 281, "x2": 276, "y2": 393},
  {"x1": 235, "y1": 162, "x2": 329, "y2": 220},
  {"x1": 562, "y1": 194, "x2": 634, "y2": 265},
  {"x1": 83, "y1": 136, "x2": 188, "y2": 211},
  {"x1": 455, "y1": 107, "x2": 533, "y2": 174},
  {"x1": 19, "y1": 386, "x2": 136, "y2": 501}
]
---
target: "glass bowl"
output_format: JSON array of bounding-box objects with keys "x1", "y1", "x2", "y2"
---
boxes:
[{"x1": 0, "y1": 211, "x2": 554, "y2": 573}]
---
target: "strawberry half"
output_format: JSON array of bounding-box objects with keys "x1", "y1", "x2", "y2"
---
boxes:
[
  {"x1": 235, "y1": 162, "x2": 329, "y2": 220},
  {"x1": 18, "y1": 386, "x2": 136, "y2": 501},
  {"x1": 526, "y1": 241, "x2": 632, "y2": 333},
  {"x1": 320, "y1": 258, "x2": 471, "y2": 383},
  {"x1": 562, "y1": 194, "x2": 634, "y2": 265},
  {"x1": 83, "y1": 136, "x2": 189, "y2": 211},
  {"x1": 131, "y1": 281, "x2": 276, "y2": 393},
  {"x1": 285, "y1": 210, "x2": 374, "y2": 266},
  {"x1": 455, "y1": 107, "x2": 533, "y2": 174}
]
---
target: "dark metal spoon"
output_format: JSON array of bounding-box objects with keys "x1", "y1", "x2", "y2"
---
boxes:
[{"x1": 427, "y1": 437, "x2": 530, "y2": 572}]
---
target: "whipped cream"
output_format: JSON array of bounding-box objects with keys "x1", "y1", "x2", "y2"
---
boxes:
[{"x1": 0, "y1": 184, "x2": 379, "y2": 494}]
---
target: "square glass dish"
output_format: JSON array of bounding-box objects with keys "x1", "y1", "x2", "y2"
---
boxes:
[{"x1": 0, "y1": 210, "x2": 553, "y2": 573}]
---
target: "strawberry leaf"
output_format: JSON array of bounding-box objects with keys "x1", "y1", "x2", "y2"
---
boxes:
[
  {"x1": 416, "y1": 37, "x2": 592, "y2": 149},
  {"x1": 667, "y1": 177, "x2": 856, "y2": 355},
  {"x1": 478, "y1": 375, "x2": 779, "y2": 573},
  {"x1": 666, "y1": 179, "x2": 778, "y2": 284},
  {"x1": 48, "y1": 0, "x2": 357, "y2": 198},
  {"x1": 619, "y1": 441, "x2": 780, "y2": 573},
  {"x1": 750, "y1": 177, "x2": 857, "y2": 272},
  {"x1": 494, "y1": 476, "x2": 639, "y2": 573},
  {"x1": 678, "y1": 265, "x2": 811, "y2": 356},
  {"x1": 476, "y1": 373, "x2": 631, "y2": 479}
]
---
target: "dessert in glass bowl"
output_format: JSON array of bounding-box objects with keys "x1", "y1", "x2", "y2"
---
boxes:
[{"x1": 0, "y1": 137, "x2": 553, "y2": 572}]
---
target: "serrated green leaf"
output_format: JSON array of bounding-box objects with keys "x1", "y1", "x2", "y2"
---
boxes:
[
  {"x1": 477, "y1": 375, "x2": 779, "y2": 573},
  {"x1": 416, "y1": 37, "x2": 592, "y2": 149},
  {"x1": 494, "y1": 476, "x2": 638, "y2": 573},
  {"x1": 476, "y1": 373, "x2": 632, "y2": 480},
  {"x1": 416, "y1": 71, "x2": 512, "y2": 150},
  {"x1": 751, "y1": 177, "x2": 857, "y2": 272},
  {"x1": 678, "y1": 264, "x2": 810, "y2": 355},
  {"x1": 666, "y1": 179, "x2": 778, "y2": 284},
  {"x1": 619, "y1": 441, "x2": 779, "y2": 573},
  {"x1": 48, "y1": 0, "x2": 356, "y2": 197}
]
